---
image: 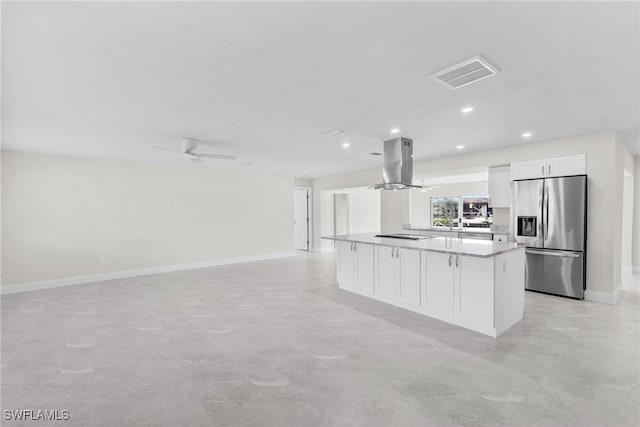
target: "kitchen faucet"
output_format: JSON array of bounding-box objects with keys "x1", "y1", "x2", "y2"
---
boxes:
[{"x1": 445, "y1": 209, "x2": 454, "y2": 231}]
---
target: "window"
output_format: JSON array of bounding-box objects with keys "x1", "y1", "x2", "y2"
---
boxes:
[
  {"x1": 431, "y1": 194, "x2": 492, "y2": 228},
  {"x1": 431, "y1": 196, "x2": 460, "y2": 227}
]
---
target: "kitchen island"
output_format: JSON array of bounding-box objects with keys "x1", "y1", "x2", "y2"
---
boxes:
[{"x1": 322, "y1": 233, "x2": 525, "y2": 337}]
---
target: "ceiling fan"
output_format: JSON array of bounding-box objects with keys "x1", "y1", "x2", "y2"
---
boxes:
[{"x1": 152, "y1": 138, "x2": 237, "y2": 163}]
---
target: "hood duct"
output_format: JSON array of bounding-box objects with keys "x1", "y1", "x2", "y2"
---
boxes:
[{"x1": 370, "y1": 137, "x2": 423, "y2": 190}]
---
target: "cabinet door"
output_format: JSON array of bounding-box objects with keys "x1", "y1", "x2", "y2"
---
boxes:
[
  {"x1": 455, "y1": 255, "x2": 494, "y2": 326},
  {"x1": 337, "y1": 241, "x2": 355, "y2": 290},
  {"x1": 546, "y1": 154, "x2": 586, "y2": 177},
  {"x1": 375, "y1": 246, "x2": 397, "y2": 300},
  {"x1": 355, "y1": 243, "x2": 375, "y2": 294},
  {"x1": 488, "y1": 165, "x2": 511, "y2": 208},
  {"x1": 397, "y1": 248, "x2": 421, "y2": 307},
  {"x1": 510, "y1": 159, "x2": 546, "y2": 180},
  {"x1": 423, "y1": 251, "x2": 454, "y2": 315}
]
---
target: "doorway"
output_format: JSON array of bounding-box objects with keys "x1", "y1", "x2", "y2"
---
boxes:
[
  {"x1": 294, "y1": 187, "x2": 310, "y2": 251},
  {"x1": 333, "y1": 193, "x2": 350, "y2": 236},
  {"x1": 621, "y1": 169, "x2": 634, "y2": 274}
]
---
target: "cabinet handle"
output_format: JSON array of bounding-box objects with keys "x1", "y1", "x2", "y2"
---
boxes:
[
  {"x1": 503, "y1": 259, "x2": 506, "y2": 273},
  {"x1": 448, "y1": 255, "x2": 452, "y2": 266},
  {"x1": 548, "y1": 164, "x2": 551, "y2": 175},
  {"x1": 354, "y1": 243, "x2": 357, "y2": 252},
  {"x1": 455, "y1": 255, "x2": 459, "y2": 268},
  {"x1": 396, "y1": 248, "x2": 400, "y2": 259},
  {"x1": 541, "y1": 165, "x2": 544, "y2": 175}
]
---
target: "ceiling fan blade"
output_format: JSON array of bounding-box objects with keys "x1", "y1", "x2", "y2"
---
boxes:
[
  {"x1": 197, "y1": 153, "x2": 237, "y2": 160},
  {"x1": 152, "y1": 145, "x2": 184, "y2": 154}
]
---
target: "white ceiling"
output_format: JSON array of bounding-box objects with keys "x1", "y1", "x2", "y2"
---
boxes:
[{"x1": 2, "y1": 1, "x2": 639, "y2": 178}]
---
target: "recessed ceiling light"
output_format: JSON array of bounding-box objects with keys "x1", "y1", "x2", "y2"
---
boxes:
[
  {"x1": 456, "y1": 145, "x2": 465, "y2": 150},
  {"x1": 342, "y1": 142, "x2": 350, "y2": 148},
  {"x1": 461, "y1": 106, "x2": 474, "y2": 113},
  {"x1": 390, "y1": 128, "x2": 400, "y2": 134},
  {"x1": 521, "y1": 132, "x2": 533, "y2": 138}
]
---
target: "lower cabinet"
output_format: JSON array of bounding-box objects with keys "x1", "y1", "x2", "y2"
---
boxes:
[
  {"x1": 335, "y1": 240, "x2": 525, "y2": 337},
  {"x1": 337, "y1": 240, "x2": 374, "y2": 294},
  {"x1": 455, "y1": 255, "x2": 494, "y2": 326},
  {"x1": 423, "y1": 252, "x2": 495, "y2": 330},
  {"x1": 423, "y1": 251, "x2": 454, "y2": 316},
  {"x1": 375, "y1": 246, "x2": 421, "y2": 307}
]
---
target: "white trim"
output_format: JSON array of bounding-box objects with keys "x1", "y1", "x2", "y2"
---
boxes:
[
  {"x1": 622, "y1": 266, "x2": 633, "y2": 274},
  {"x1": 584, "y1": 289, "x2": 620, "y2": 305},
  {"x1": 1, "y1": 251, "x2": 297, "y2": 295}
]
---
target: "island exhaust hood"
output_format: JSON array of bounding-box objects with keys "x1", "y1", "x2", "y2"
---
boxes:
[{"x1": 369, "y1": 137, "x2": 423, "y2": 190}]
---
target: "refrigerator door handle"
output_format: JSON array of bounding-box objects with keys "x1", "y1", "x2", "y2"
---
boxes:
[
  {"x1": 526, "y1": 249, "x2": 581, "y2": 258},
  {"x1": 543, "y1": 183, "x2": 549, "y2": 242}
]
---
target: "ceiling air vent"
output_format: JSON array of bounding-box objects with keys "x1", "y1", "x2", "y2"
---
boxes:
[
  {"x1": 323, "y1": 128, "x2": 350, "y2": 137},
  {"x1": 430, "y1": 56, "x2": 499, "y2": 89}
]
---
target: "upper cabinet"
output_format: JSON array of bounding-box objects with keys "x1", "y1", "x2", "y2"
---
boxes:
[
  {"x1": 546, "y1": 154, "x2": 586, "y2": 178},
  {"x1": 511, "y1": 154, "x2": 586, "y2": 181},
  {"x1": 488, "y1": 165, "x2": 511, "y2": 208}
]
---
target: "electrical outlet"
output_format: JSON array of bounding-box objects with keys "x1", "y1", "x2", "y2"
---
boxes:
[{"x1": 98, "y1": 256, "x2": 106, "y2": 264}]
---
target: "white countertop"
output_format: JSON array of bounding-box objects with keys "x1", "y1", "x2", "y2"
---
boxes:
[
  {"x1": 404, "y1": 226, "x2": 493, "y2": 234},
  {"x1": 322, "y1": 233, "x2": 524, "y2": 258}
]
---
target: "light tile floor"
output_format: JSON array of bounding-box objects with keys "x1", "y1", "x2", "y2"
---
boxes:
[{"x1": 1, "y1": 253, "x2": 639, "y2": 426}]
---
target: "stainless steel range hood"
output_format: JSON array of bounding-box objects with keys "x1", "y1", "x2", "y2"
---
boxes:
[{"x1": 370, "y1": 137, "x2": 423, "y2": 190}]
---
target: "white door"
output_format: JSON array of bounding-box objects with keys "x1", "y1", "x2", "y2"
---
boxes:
[
  {"x1": 333, "y1": 193, "x2": 350, "y2": 235},
  {"x1": 294, "y1": 188, "x2": 309, "y2": 250},
  {"x1": 423, "y1": 251, "x2": 454, "y2": 315},
  {"x1": 355, "y1": 243, "x2": 375, "y2": 294},
  {"x1": 375, "y1": 246, "x2": 397, "y2": 300},
  {"x1": 397, "y1": 248, "x2": 421, "y2": 307}
]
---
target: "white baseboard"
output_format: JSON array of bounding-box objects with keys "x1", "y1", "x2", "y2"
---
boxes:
[
  {"x1": 1, "y1": 251, "x2": 297, "y2": 295},
  {"x1": 584, "y1": 289, "x2": 620, "y2": 305}
]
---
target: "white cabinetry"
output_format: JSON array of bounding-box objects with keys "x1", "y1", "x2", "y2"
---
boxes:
[
  {"x1": 337, "y1": 241, "x2": 374, "y2": 294},
  {"x1": 337, "y1": 241, "x2": 355, "y2": 290},
  {"x1": 397, "y1": 248, "x2": 421, "y2": 308},
  {"x1": 455, "y1": 255, "x2": 494, "y2": 326},
  {"x1": 376, "y1": 246, "x2": 397, "y2": 299},
  {"x1": 334, "y1": 239, "x2": 525, "y2": 337},
  {"x1": 546, "y1": 155, "x2": 586, "y2": 177},
  {"x1": 488, "y1": 165, "x2": 511, "y2": 208},
  {"x1": 511, "y1": 154, "x2": 585, "y2": 180},
  {"x1": 375, "y1": 246, "x2": 421, "y2": 307},
  {"x1": 420, "y1": 250, "x2": 524, "y2": 336},
  {"x1": 423, "y1": 251, "x2": 454, "y2": 316}
]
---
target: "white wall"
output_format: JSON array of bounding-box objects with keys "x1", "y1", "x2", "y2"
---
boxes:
[
  {"x1": 347, "y1": 187, "x2": 380, "y2": 234},
  {"x1": 312, "y1": 131, "x2": 633, "y2": 299},
  {"x1": 1, "y1": 151, "x2": 295, "y2": 287}
]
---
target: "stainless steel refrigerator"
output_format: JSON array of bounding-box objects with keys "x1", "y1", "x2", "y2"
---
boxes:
[{"x1": 513, "y1": 175, "x2": 587, "y2": 299}]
